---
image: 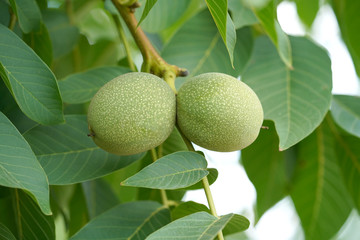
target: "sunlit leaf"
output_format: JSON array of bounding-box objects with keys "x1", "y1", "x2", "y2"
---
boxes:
[
  {"x1": 23, "y1": 115, "x2": 143, "y2": 185},
  {"x1": 331, "y1": 94, "x2": 360, "y2": 138},
  {"x1": 242, "y1": 36, "x2": 332, "y2": 150},
  {"x1": 290, "y1": 115, "x2": 353, "y2": 240},
  {"x1": 0, "y1": 24, "x2": 64, "y2": 125},
  {"x1": 58, "y1": 66, "x2": 131, "y2": 104},
  {"x1": 0, "y1": 112, "x2": 51, "y2": 215},
  {"x1": 295, "y1": 0, "x2": 320, "y2": 28},
  {"x1": 137, "y1": 0, "x2": 158, "y2": 27},
  {"x1": 71, "y1": 201, "x2": 170, "y2": 240},
  {"x1": 122, "y1": 151, "x2": 208, "y2": 189},
  {"x1": 146, "y1": 212, "x2": 233, "y2": 240}
]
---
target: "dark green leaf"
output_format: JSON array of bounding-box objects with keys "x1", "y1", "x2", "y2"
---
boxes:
[
  {"x1": 23, "y1": 23, "x2": 53, "y2": 67},
  {"x1": 59, "y1": 66, "x2": 131, "y2": 104},
  {"x1": 43, "y1": 9, "x2": 79, "y2": 59},
  {"x1": 12, "y1": 189, "x2": 55, "y2": 240},
  {"x1": 295, "y1": 0, "x2": 320, "y2": 28},
  {"x1": 122, "y1": 151, "x2": 208, "y2": 189},
  {"x1": 0, "y1": 24, "x2": 64, "y2": 125},
  {"x1": 135, "y1": 0, "x2": 192, "y2": 33},
  {"x1": 228, "y1": 0, "x2": 258, "y2": 29},
  {"x1": 0, "y1": 111, "x2": 51, "y2": 215},
  {"x1": 82, "y1": 178, "x2": 120, "y2": 219},
  {"x1": 161, "y1": 127, "x2": 188, "y2": 156},
  {"x1": 242, "y1": 120, "x2": 288, "y2": 221},
  {"x1": 137, "y1": 0, "x2": 158, "y2": 28},
  {"x1": 68, "y1": 184, "x2": 89, "y2": 237},
  {"x1": 251, "y1": 0, "x2": 292, "y2": 68},
  {"x1": 206, "y1": 0, "x2": 237, "y2": 66},
  {"x1": 71, "y1": 201, "x2": 170, "y2": 240},
  {"x1": 181, "y1": 168, "x2": 218, "y2": 190},
  {"x1": 0, "y1": 222, "x2": 16, "y2": 240},
  {"x1": 290, "y1": 115, "x2": 353, "y2": 240},
  {"x1": 327, "y1": 116, "x2": 360, "y2": 213},
  {"x1": 331, "y1": 94, "x2": 360, "y2": 138},
  {"x1": 147, "y1": 212, "x2": 233, "y2": 240},
  {"x1": 23, "y1": 115, "x2": 143, "y2": 185},
  {"x1": 333, "y1": 0, "x2": 360, "y2": 77},
  {"x1": 0, "y1": 1, "x2": 10, "y2": 27},
  {"x1": 162, "y1": 10, "x2": 253, "y2": 78},
  {"x1": 9, "y1": 0, "x2": 41, "y2": 33},
  {"x1": 242, "y1": 36, "x2": 332, "y2": 150}
]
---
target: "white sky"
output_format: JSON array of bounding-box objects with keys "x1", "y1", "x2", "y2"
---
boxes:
[{"x1": 184, "y1": 2, "x2": 360, "y2": 239}]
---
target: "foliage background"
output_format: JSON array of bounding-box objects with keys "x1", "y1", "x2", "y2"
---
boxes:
[{"x1": 0, "y1": 0, "x2": 360, "y2": 239}]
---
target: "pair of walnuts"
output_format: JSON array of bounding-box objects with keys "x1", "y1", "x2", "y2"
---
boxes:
[{"x1": 87, "y1": 72, "x2": 264, "y2": 155}]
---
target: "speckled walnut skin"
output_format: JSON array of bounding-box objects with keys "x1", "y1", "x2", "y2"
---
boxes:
[
  {"x1": 87, "y1": 72, "x2": 176, "y2": 155},
  {"x1": 176, "y1": 72, "x2": 264, "y2": 152}
]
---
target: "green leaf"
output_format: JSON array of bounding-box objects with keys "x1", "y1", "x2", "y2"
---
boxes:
[
  {"x1": 294, "y1": 0, "x2": 320, "y2": 28},
  {"x1": 171, "y1": 201, "x2": 249, "y2": 235},
  {"x1": 161, "y1": 10, "x2": 253, "y2": 78},
  {"x1": 71, "y1": 201, "x2": 170, "y2": 240},
  {"x1": 0, "y1": 222, "x2": 16, "y2": 240},
  {"x1": 0, "y1": 24, "x2": 64, "y2": 125},
  {"x1": 68, "y1": 184, "x2": 89, "y2": 237},
  {"x1": 161, "y1": 127, "x2": 188, "y2": 156},
  {"x1": 12, "y1": 189, "x2": 55, "y2": 239},
  {"x1": 327, "y1": 117, "x2": 360, "y2": 213},
  {"x1": 135, "y1": 0, "x2": 192, "y2": 33},
  {"x1": 9, "y1": 0, "x2": 41, "y2": 33},
  {"x1": 242, "y1": 120, "x2": 288, "y2": 221},
  {"x1": 228, "y1": 0, "x2": 258, "y2": 29},
  {"x1": 290, "y1": 116, "x2": 353, "y2": 240},
  {"x1": 242, "y1": 36, "x2": 332, "y2": 150},
  {"x1": 333, "y1": 0, "x2": 360, "y2": 77},
  {"x1": 181, "y1": 168, "x2": 218, "y2": 190},
  {"x1": 82, "y1": 178, "x2": 120, "y2": 219},
  {"x1": 205, "y1": 0, "x2": 237, "y2": 67},
  {"x1": 58, "y1": 66, "x2": 131, "y2": 104},
  {"x1": 0, "y1": 111, "x2": 51, "y2": 215},
  {"x1": 23, "y1": 23, "x2": 53, "y2": 67},
  {"x1": 43, "y1": 9, "x2": 79, "y2": 59},
  {"x1": 251, "y1": 0, "x2": 292, "y2": 68},
  {"x1": 122, "y1": 151, "x2": 208, "y2": 189},
  {"x1": 23, "y1": 115, "x2": 143, "y2": 185},
  {"x1": 331, "y1": 94, "x2": 360, "y2": 138},
  {"x1": 137, "y1": 0, "x2": 158, "y2": 28},
  {"x1": 146, "y1": 212, "x2": 233, "y2": 240}
]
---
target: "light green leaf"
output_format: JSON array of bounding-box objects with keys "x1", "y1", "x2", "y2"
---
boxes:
[
  {"x1": 135, "y1": 0, "x2": 192, "y2": 33},
  {"x1": 122, "y1": 151, "x2": 208, "y2": 189},
  {"x1": 242, "y1": 120, "x2": 288, "y2": 221},
  {"x1": 146, "y1": 212, "x2": 233, "y2": 240},
  {"x1": 58, "y1": 66, "x2": 131, "y2": 104},
  {"x1": 327, "y1": 116, "x2": 360, "y2": 213},
  {"x1": 82, "y1": 178, "x2": 120, "y2": 219},
  {"x1": 0, "y1": 111, "x2": 51, "y2": 215},
  {"x1": 171, "y1": 201, "x2": 249, "y2": 235},
  {"x1": 23, "y1": 23, "x2": 53, "y2": 67},
  {"x1": 137, "y1": 0, "x2": 158, "y2": 28},
  {"x1": 0, "y1": 222, "x2": 16, "y2": 240},
  {"x1": 331, "y1": 94, "x2": 360, "y2": 138},
  {"x1": 43, "y1": 9, "x2": 79, "y2": 59},
  {"x1": 0, "y1": 24, "x2": 64, "y2": 125},
  {"x1": 333, "y1": 0, "x2": 360, "y2": 77},
  {"x1": 71, "y1": 201, "x2": 170, "y2": 240},
  {"x1": 290, "y1": 115, "x2": 353, "y2": 240},
  {"x1": 242, "y1": 36, "x2": 332, "y2": 150},
  {"x1": 228, "y1": 0, "x2": 258, "y2": 29},
  {"x1": 162, "y1": 10, "x2": 253, "y2": 78},
  {"x1": 12, "y1": 189, "x2": 55, "y2": 239},
  {"x1": 205, "y1": 0, "x2": 236, "y2": 66},
  {"x1": 242, "y1": 0, "x2": 271, "y2": 9},
  {"x1": 251, "y1": 0, "x2": 292, "y2": 68},
  {"x1": 295, "y1": 0, "x2": 320, "y2": 28},
  {"x1": 9, "y1": 0, "x2": 41, "y2": 33},
  {"x1": 23, "y1": 115, "x2": 143, "y2": 185}
]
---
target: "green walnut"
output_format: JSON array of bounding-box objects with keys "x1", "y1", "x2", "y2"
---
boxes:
[
  {"x1": 87, "y1": 72, "x2": 176, "y2": 155},
  {"x1": 176, "y1": 72, "x2": 263, "y2": 152}
]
